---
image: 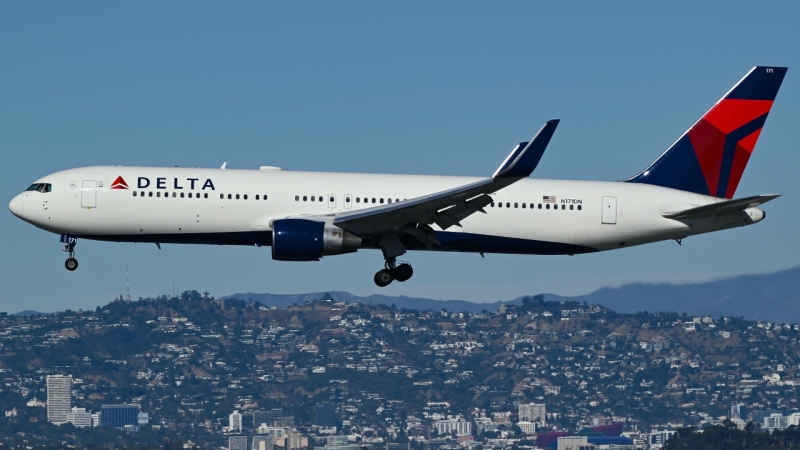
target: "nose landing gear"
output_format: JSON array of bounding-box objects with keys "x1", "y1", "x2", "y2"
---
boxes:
[
  {"x1": 63, "y1": 243, "x2": 78, "y2": 271},
  {"x1": 373, "y1": 259, "x2": 413, "y2": 287}
]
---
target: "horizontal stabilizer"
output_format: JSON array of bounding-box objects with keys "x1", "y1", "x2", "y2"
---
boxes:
[{"x1": 663, "y1": 194, "x2": 780, "y2": 220}]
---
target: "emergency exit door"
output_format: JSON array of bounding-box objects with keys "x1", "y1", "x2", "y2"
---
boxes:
[
  {"x1": 81, "y1": 180, "x2": 97, "y2": 208},
  {"x1": 601, "y1": 196, "x2": 617, "y2": 224}
]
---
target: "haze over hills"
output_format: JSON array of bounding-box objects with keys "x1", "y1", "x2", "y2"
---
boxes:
[{"x1": 223, "y1": 265, "x2": 800, "y2": 323}]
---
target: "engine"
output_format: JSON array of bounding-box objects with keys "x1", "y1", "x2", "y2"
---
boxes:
[{"x1": 271, "y1": 219, "x2": 362, "y2": 261}]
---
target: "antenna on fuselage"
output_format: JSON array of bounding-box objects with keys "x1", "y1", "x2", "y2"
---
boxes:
[{"x1": 220, "y1": 162, "x2": 227, "y2": 170}]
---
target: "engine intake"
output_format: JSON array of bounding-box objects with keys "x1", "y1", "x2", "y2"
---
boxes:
[{"x1": 271, "y1": 219, "x2": 361, "y2": 261}]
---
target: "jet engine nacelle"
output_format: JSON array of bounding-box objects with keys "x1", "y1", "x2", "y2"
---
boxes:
[{"x1": 271, "y1": 219, "x2": 362, "y2": 261}]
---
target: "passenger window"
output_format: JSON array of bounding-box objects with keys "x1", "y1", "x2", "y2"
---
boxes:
[
  {"x1": 149, "y1": 192, "x2": 153, "y2": 197},
  {"x1": 263, "y1": 195, "x2": 267, "y2": 200},
  {"x1": 578, "y1": 205, "x2": 582, "y2": 211},
  {"x1": 356, "y1": 197, "x2": 360, "y2": 203},
  {"x1": 188, "y1": 193, "x2": 192, "y2": 198},
  {"x1": 180, "y1": 192, "x2": 185, "y2": 198},
  {"x1": 133, "y1": 192, "x2": 137, "y2": 197},
  {"x1": 570, "y1": 205, "x2": 574, "y2": 210},
  {"x1": 204, "y1": 193, "x2": 208, "y2": 199},
  {"x1": 295, "y1": 195, "x2": 299, "y2": 201},
  {"x1": 256, "y1": 195, "x2": 260, "y2": 200},
  {"x1": 244, "y1": 194, "x2": 248, "y2": 200},
  {"x1": 387, "y1": 199, "x2": 392, "y2": 204},
  {"x1": 498, "y1": 203, "x2": 502, "y2": 208},
  {"x1": 235, "y1": 194, "x2": 239, "y2": 200},
  {"x1": 380, "y1": 198, "x2": 384, "y2": 204},
  {"x1": 538, "y1": 204, "x2": 542, "y2": 209},
  {"x1": 491, "y1": 202, "x2": 495, "y2": 207},
  {"x1": 372, "y1": 198, "x2": 376, "y2": 203},
  {"x1": 303, "y1": 196, "x2": 307, "y2": 201},
  {"x1": 561, "y1": 204, "x2": 565, "y2": 210},
  {"x1": 221, "y1": 194, "x2": 225, "y2": 199},
  {"x1": 157, "y1": 192, "x2": 161, "y2": 198},
  {"x1": 545, "y1": 204, "x2": 549, "y2": 209},
  {"x1": 514, "y1": 203, "x2": 518, "y2": 208},
  {"x1": 522, "y1": 203, "x2": 526, "y2": 208},
  {"x1": 506, "y1": 202, "x2": 510, "y2": 208}
]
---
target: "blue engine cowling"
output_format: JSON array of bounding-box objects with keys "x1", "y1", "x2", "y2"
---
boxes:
[{"x1": 272, "y1": 219, "x2": 361, "y2": 261}]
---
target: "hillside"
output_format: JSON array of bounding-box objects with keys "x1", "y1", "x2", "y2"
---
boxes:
[{"x1": 224, "y1": 265, "x2": 800, "y2": 322}]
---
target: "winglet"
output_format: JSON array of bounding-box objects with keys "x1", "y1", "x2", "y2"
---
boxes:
[{"x1": 493, "y1": 120, "x2": 560, "y2": 178}]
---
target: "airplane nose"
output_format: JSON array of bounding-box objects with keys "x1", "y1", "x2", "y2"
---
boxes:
[{"x1": 8, "y1": 194, "x2": 23, "y2": 218}]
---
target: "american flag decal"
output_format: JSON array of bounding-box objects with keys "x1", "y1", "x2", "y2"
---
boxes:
[{"x1": 543, "y1": 196, "x2": 556, "y2": 203}]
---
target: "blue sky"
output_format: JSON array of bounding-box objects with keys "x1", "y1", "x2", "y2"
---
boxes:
[{"x1": 2, "y1": 2, "x2": 799, "y2": 312}]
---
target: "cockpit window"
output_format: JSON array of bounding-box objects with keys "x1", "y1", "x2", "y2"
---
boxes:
[{"x1": 26, "y1": 183, "x2": 52, "y2": 193}]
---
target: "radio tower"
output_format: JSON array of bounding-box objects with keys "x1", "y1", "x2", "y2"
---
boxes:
[{"x1": 125, "y1": 267, "x2": 132, "y2": 302}]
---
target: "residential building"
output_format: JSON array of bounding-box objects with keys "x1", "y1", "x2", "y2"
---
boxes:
[
  {"x1": 518, "y1": 403, "x2": 546, "y2": 425},
  {"x1": 435, "y1": 416, "x2": 472, "y2": 437},
  {"x1": 66, "y1": 407, "x2": 92, "y2": 428},
  {"x1": 517, "y1": 421, "x2": 537, "y2": 434},
  {"x1": 647, "y1": 430, "x2": 676, "y2": 450},
  {"x1": 46, "y1": 374, "x2": 72, "y2": 425},
  {"x1": 230, "y1": 410, "x2": 243, "y2": 432}
]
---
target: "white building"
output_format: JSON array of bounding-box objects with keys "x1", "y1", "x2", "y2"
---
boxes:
[
  {"x1": 230, "y1": 411, "x2": 243, "y2": 433},
  {"x1": 92, "y1": 412, "x2": 101, "y2": 427},
  {"x1": 518, "y1": 403, "x2": 546, "y2": 425},
  {"x1": 66, "y1": 407, "x2": 92, "y2": 428},
  {"x1": 435, "y1": 416, "x2": 472, "y2": 436},
  {"x1": 46, "y1": 375, "x2": 72, "y2": 424},
  {"x1": 517, "y1": 421, "x2": 537, "y2": 434},
  {"x1": 765, "y1": 413, "x2": 789, "y2": 430},
  {"x1": 253, "y1": 435, "x2": 276, "y2": 450},
  {"x1": 647, "y1": 430, "x2": 677, "y2": 449}
]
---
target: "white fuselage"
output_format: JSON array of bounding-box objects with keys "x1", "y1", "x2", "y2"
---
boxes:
[{"x1": 9, "y1": 166, "x2": 766, "y2": 256}]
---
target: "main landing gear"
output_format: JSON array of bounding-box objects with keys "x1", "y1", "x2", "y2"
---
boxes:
[
  {"x1": 374, "y1": 259, "x2": 413, "y2": 287},
  {"x1": 63, "y1": 242, "x2": 78, "y2": 271}
]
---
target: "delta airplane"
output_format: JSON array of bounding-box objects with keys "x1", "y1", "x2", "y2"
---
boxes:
[{"x1": 8, "y1": 66, "x2": 787, "y2": 287}]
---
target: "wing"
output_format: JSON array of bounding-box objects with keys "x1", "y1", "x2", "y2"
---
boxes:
[
  {"x1": 326, "y1": 120, "x2": 559, "y2": 251},
  {"x1": 663, "y1": 194, "x2": 780, "y2": 220}
]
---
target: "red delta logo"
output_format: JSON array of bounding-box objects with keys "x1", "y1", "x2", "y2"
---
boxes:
[{"x1": 110, "y1": 176, "x2": 129, "y2": 190}]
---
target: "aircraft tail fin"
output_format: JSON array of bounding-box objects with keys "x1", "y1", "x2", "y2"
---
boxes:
[{"x1": 626, "y1": 66, "x2": 787, "y2": 199}]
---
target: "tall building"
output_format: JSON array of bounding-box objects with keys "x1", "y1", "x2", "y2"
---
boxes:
[
  {"x1": 434, "y1": 417, "x2": 471, "y2": 437},
  {"x1": 230, "y1": 410, "x2": 243, "y2": 432},
  {"x1": 100, "y1": 404, "x2": 140, "y2": 429},
  {"x1": 314, "y1": 403, "x2": 336, "y2": 427},
  {"x1": 253, "y1": 435, "x2": 275, "y2": 450},
  {"x1": 229, "y1": 435, "x2": 248, "y2": 450},
  {"x1": 46, "y1": 375, "x2": 72, "y2": 424},
  {"x1": 519, "y1": 403, "x2": 546, "y2": 425},
  {"x1": 66, "y1": 407, "x2": 92, "y2": 428},
  {"x1": 287, "y1": 431, "x2": 304, "y2": 450}
]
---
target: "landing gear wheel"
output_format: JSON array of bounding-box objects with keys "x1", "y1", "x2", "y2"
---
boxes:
[
  {"x1": 65, "y1": 258, "x2": 78, "y2": 271},
  {"x1": 392, "y1": 264, "x2": 413, "y2": 282},
  {"x1": 374, "y1": 269, "x2": 394, "y2": 287}
]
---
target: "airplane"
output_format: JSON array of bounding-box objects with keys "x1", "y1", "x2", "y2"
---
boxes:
[{"x1": 8, "y1": 66, "x2": 787, "y2": 287}]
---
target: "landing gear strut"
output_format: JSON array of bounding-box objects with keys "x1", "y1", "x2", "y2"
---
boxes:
[
  {"x1": 63, "y1": 243, "x2": 78, "y2": 271},
  {"x1": 373, "y1": 259, "x2": 413, "y2": 287}
]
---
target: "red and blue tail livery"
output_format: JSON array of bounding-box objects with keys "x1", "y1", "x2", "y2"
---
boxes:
[{"x1": 627, "y1": 66, "x2": 787, "y2": 198}]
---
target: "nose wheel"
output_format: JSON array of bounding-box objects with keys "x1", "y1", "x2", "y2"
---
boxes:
[
  {"x1": 63, "y1": 243, "x2": 78, "y2": 271},
  {"x1": 373, "y1": 259, "x2": 413, "y2": 287}
]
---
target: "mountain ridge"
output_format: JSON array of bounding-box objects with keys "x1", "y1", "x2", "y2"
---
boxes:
[{"x1": 222, "y1": 264, "x2": 800, "y2": 323}]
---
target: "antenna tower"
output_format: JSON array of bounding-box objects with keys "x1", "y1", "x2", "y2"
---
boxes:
[{"x1": 126, "y1": 267, "x2": 132, "y2": 302}]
